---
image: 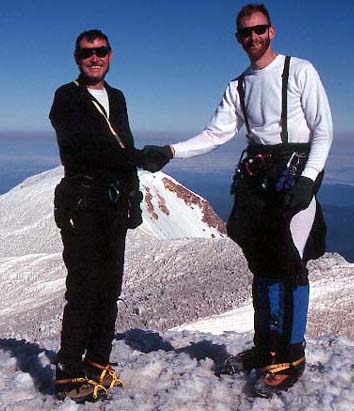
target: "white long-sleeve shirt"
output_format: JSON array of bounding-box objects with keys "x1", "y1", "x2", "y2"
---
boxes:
[{"x1": 172, "y1": 54, "x2": 333, "y2": 181}]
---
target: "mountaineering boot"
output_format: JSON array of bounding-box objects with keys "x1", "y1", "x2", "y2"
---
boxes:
[
  {"x1": 83, "y1": 358, "x2": 124, "y2": 391},
  {"x1": 222, "y1": 346, "x2": 275, "y2": 374},
  {"x1": 55, "y1": 363, "x2": 107, "y2": 403},
  {"x1": 254, "y1": 355, "x2": 306, "y2": 398}
]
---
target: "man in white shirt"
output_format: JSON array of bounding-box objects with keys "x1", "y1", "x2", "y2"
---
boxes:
[{"x1": 147, "y1": 3, "x2": 332, "y2": 397}]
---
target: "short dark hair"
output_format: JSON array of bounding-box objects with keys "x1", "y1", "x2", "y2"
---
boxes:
[
  {"x1": 75, "y1": 29, "x2": 111, "y2": 53},
  {"x1": 236, "y1": 3, "x2": 271, "y2": 30}
]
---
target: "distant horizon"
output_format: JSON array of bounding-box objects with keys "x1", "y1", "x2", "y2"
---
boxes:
[
  {"x1": 0, "y1": 129, "x2": 353, "y2": 140},
  {"x1": 0, "y1": 128, "x2": 353, "y2": 194},
  {"x1": 0, "y1": 127, "x2": 353, "y2": 262}
]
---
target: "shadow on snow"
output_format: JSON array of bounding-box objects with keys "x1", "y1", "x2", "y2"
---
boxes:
[
  {"x1": 115, "y1": 328, "x2": 232, "y2": 375},
  {"x1": 0, "y1": 338, "x2": 56, "y2": 395}
]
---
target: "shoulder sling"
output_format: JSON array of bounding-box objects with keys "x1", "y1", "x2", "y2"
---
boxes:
[
  {"x1": 237, "y1": 56, "x2": 291, "y2": 144},
  {"x1": 73, "y1": 80, "x2": 126, "y2": 149}
]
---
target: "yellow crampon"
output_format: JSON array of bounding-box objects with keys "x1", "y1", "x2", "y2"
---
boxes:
[
  {"x1": 85, "y1": 359, "x2": 125, "y2": 389},
  {"x1": 260, "y1": 354, "x2": 306, "y2": 375},
  {"x1": 55, "y1": 377, "x2": 107, "y2": 401},
  {"x1": 86, "y1": 379, "x2": 108, "y2": 400}
]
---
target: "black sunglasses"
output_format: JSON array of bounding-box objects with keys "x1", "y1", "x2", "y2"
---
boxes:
[
  {"x1": 237, "y1": 24, "x2": 270, "y2": 39},
  {"x1": 77, "y1": 46, "x2": 111, "y2": 59}
]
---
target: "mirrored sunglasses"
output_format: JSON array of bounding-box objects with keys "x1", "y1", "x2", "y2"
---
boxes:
[
  {"x1": 77, "y1": 46, "x2": 111, "y2": 59},
  {"x1": 238, "y1": 24, "x2": 270, "y2": 38}
]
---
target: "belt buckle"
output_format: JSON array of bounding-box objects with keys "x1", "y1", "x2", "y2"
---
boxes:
[{"x1": 108, "y1": 185, "x2": 120, "y2": 203}]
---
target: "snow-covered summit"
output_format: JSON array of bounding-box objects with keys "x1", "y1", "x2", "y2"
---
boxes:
[
  {"x1": 138, "y1": 169, "x2": 226, "y2": 240},
  {"x1": 1, "y1": 167, "x2": 354, "y2": 341},
  {"x1": 0, "y1": 166, "x2": 225, "y2": 258},
  {"x1": 1, "y1": 168, "x2": 354, "y2": 410}
]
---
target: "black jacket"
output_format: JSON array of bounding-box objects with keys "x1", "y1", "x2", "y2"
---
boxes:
[{"x1": 49, "y1": 79, "x2": 142, "y2": 194}]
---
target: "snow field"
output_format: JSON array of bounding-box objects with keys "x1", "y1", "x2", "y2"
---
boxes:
[{"x1": 1, "y1": 332, "x2": 354, "y2": 411}]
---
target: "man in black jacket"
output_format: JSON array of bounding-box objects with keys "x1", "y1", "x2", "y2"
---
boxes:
[{"x1": 49, "y1": 29, "x2": 167, "y2": 402}]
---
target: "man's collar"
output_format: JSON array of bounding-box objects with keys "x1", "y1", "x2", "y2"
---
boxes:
[{"x1": 76, "y1": 74, "x2": 110, "y2": 90}]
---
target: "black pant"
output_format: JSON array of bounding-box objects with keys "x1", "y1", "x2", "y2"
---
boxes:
[
  {"x1": 227, "y1": 168, "x2": 325, "y2": 285},
  {"x1": 55, "y1": 181, "x2": 128, "y2": 375}
]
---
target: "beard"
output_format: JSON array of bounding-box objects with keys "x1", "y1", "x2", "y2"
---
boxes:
[{"x1": 243, "y1": 35, "x2": 271, "y2": 62}]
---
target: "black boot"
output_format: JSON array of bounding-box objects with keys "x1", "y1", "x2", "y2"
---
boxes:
[
  {"x1": 254, "y1": 355, "x2": 305, "y2": 398},
  {"x1": 55, "y1": 363, "x2": 107, "y2": 403},
  {"x1": 222, "y1": 346, "x2": 275, "y2": 374}
]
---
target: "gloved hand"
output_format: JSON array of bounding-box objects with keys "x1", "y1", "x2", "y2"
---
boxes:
[
  {"x1": 282, "y1": 176, "x2": 314, "y2": 213},
  {"x1": 54, "y1": 207, "x2": 75, "y2": 230},
  {"x1": 54, "y1": 183, "x2": 76, "y2": 231},
  {"x1": 127, "y1": 191, "x2": 143, "y2": 229},
  {"x1": 140, "y1": 145, "x2": 173, "y2": 173}
]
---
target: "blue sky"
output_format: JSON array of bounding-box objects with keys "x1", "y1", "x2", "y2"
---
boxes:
[{"x1": 2, "y1": 0, "x2": 354, "y2": 136}]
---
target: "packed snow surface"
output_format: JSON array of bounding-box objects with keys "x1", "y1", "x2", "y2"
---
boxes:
[{"x1": 1, "y1": 329, "x2": 354, "y2": 410}]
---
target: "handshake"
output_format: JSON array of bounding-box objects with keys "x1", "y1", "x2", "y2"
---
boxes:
[{"x1": 138, "y1": 145, "x2": 174, "y2": 173}]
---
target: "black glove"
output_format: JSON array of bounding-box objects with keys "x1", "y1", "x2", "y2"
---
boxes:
[
  {"x1": 140, "y1": 145, "x2": 173, "y2": 173},
  {"x1": 127, "y1": 191, "x2": 143, "y2": 229},
  {"x1": 282, "y1": 176, "x2": 314, "y2": 213},
  {"x1": 54, "y1": 183, "x2": 76, "y2": 230},
  {"x1": 54, "y1": 208, "x2": 73, "y2": 230}
]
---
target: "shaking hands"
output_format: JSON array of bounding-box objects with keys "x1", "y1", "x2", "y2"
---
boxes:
[{"x1": 139, "y1": 145, "x2": 174, "y2": 173}]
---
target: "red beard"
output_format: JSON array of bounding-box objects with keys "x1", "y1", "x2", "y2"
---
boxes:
[{"x1": 243, "y1": 36, "x2": 271, "y2": 61}]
